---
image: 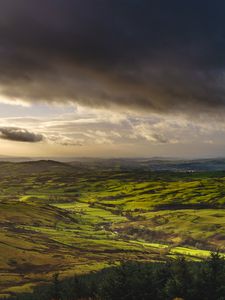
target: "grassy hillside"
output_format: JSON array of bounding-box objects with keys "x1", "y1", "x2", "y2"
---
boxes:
[{"x1": 1, "y1": 160, "x2": 225, "y2": 297}]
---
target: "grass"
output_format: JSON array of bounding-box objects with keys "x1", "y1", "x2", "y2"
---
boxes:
[{"x1": 1, "y1": 161, "x2": 225, "y2": 296}]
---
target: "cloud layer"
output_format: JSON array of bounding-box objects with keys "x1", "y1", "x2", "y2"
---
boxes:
[
  {"x1": 0, "y1": 1, "x2": 225, "y2": 115},
  {"x1": 0, "y1": 127, "x2": 43, "y2": 143},
  {"x1": 1, "y1": 107, "x2": 224, "y2": 147}
]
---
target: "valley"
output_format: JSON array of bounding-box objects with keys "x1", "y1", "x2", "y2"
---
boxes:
[{"x1": 0, "y1": 160, "x2": 225, "y2": 297}]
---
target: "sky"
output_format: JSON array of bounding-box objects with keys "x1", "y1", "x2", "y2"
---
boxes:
[{"x1": 1, "y1": 1, "x2": 225, "y2": 158}]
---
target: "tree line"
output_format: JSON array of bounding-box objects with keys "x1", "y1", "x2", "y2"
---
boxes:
[{"x1": 8, "y1": 253, "x2": 225, "y2": 300}]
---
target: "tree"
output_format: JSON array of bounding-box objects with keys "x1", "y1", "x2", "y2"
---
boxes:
[{"x1": 51, "y1": 273, "x2": 61, "y2": 300}]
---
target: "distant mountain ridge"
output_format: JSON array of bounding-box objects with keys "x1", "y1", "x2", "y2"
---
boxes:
[
  {"x1": 1, "y1": 157, "x2": 225, "y2": 172},
  {"x1": 69, "y1": 158, "x2": 225, "y2": 172}
]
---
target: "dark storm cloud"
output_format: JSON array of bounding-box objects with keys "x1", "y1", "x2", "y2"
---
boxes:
[
  {"x1": 0, "y1": 0, "x2": 225, "y2": 114},
  {"x1": 0, "y1": 127, "x2": 44, "y2": 143}
]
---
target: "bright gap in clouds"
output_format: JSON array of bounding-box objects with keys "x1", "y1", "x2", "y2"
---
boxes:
[{"x1": 0, "y1": 101, "x2": 225, "y2": 158}]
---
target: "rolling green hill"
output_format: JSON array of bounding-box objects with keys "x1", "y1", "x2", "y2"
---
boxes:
[{"x1": 1, "y1": 160, "x2": 225, "y2": 297}]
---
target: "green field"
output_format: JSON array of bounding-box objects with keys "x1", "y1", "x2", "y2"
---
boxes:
[{"x1": 1, "y1": 160, "x2": 225, "y2": 297}]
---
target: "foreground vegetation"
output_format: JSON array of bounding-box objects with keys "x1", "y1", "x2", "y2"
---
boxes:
[
  {"x1": 1, "y1": 159, "x2": 225, "y2": 297},
  {"x1": 9, "y1": 253, "x2": 225, "y2": 300}
]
